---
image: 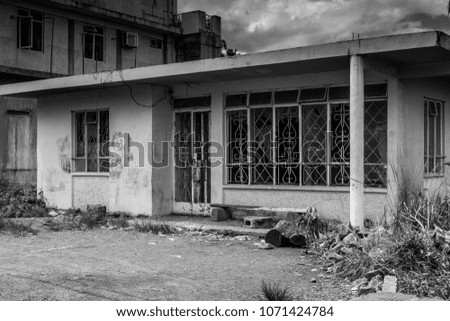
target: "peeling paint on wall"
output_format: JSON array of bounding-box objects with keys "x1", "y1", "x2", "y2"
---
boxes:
[
  {"x1": 57, "y1": 136, "x2": 71, "y2": 173},
  {"x1": 110, "y1": 131, "x2": 124, "y2": 179}
]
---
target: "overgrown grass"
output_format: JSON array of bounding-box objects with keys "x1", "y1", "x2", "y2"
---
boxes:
[
  {"x1": 377, "y1": 165, "x2": 450, "y2": 299},
  {"x1": 134, "y1": 221, "x2": 179, "y2": 235},
  {"x1": 260, "y1": 280, "x2": 293, "y2": 301},
  {"x1": 0, "y1": 218, "x2": 39, "y2": 237}
]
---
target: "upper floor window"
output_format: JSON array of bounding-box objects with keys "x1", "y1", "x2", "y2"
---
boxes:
[
  {"x1": 84, "y1": 25, "x2": 104, "y2": 61},
  {"x1": 424, "y1": 98, "x2": 445, "y2": 176},
  {"x1": 17, "y1": 8, "x2": 43, "y2": 51},
  {"x1": 73, "y1": 110, "x2": 109, "y2": 173}
]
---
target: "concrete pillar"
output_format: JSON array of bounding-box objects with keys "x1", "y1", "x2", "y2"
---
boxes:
[
  {"x1": 210, "y1": 89, "x2": 224, "y2": 204},
  {"x1": 387, "y1": 78, "x2": 403, "y2": 215},
  {"x1": 350, "y1": 55, "x2": 365, "y2": 228}
]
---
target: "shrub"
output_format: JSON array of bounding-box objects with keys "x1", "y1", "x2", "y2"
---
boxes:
[
  {"x1": 0, "y1": 179, "x2": 46, "y2": 218},
  {"x1": 383, "y1": 230, "x2": 450, "y2": 299}
]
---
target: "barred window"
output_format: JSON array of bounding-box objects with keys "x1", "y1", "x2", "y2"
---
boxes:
[
  {"x1": 73, "y1": 110, "x2": 109, "y2": 173},
  {"x1": 424, "y1": 98, "x2": 445, "y2": 176},
  {"x1": 227, "y1": 110, "x2": 248, "y2": 184},
  {"x1": 250, "y1": 107, "x2": 273, "y2": 184},
  {"x1": 225, "y1": 84, "x2": 388, "y2": 188}
]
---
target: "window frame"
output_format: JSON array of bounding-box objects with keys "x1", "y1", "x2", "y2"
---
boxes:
[
  {"x1": 224, "y1": 84, "x2": 388, "y2": 188},
  {"x1": 83, "y1": 25, "x2": 105, "y2": 62},
  {"x1": 72, "y1": 109, "x2": 110, "y2": 174},
  {"x1": 424, "y1": 97, "x2": 446, "y2": 177},
  {"x1": 17, "y1": 8, "x2": 44, "y2": 52}
]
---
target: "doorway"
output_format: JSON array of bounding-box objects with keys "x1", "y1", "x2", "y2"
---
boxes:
[{"x1": 173, "y1": 110, "x2": 211, "y2": 214}]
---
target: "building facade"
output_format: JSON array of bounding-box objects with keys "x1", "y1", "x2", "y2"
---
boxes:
[
  {"x1": 2, "y1": 31, "x2": 448, "y2": 225},
  {"x1": 0, "y1": 0, "x2": 221, "y2": 184}
]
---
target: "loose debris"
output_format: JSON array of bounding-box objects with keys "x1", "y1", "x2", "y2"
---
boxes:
[
  {"x1": 264, "y1": 207, "x2": 326, "y2": 248},
  {"x1": 316, "y1": 209, "x2": 450, "y2": 300}
]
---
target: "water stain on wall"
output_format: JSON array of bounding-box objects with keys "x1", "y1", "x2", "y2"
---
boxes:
[{"x1": 57, "y1": 136, "x2": 71, "y2": 173}]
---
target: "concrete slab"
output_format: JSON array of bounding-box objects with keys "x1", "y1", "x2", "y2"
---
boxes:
[{"x1": 150, "y1": 215, "x2": 269, "y2": 237}]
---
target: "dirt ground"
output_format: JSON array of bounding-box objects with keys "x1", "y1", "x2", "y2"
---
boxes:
[{"x1": 0, "y1": 227, "x2": 353, "y2": 301}]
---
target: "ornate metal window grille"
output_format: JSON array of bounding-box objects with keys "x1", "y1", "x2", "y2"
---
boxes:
[
  {"x1": 227, "y1": 110, "x2": 249, "y2": 184},
  {"x1": 73, "y1": 110, "x2": 109, "y2": 173},
  {"x1": 250, "y1": 108, "x2": 274, "y2": 184},
  {"x1": 330, "y1": 103, "x2": 350, "y2": 186},
  {"x1": 302, "y1": 104, "x2": 327, "y2": 186},
  {"x1": 364, "y1": 101, "x2": 388, "y2": 187},
  {"x1": 276, "y1": 107, "x2": 300, "y2": 185},
  {"x1": 225, "y1": 86, "x2": 388, "y2": 188},
  {"x1": 424, "y1": 98, "x2": 445, "y2": 176}
]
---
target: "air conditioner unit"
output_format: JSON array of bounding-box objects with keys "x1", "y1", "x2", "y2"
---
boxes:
[{"x1": 122, "y1": 32, "x2": 138, "y2": 48}]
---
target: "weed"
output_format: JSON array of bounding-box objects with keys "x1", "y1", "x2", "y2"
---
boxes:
[
  {"x1": 334, "y1": 247, "x2": 375, "y2": 281},
  {"x1": 260, "y1": 280, "x2": 293, "y2": 301},
  {"x1": 109, "y1": 217, "x2": 130, "y2": 229},
  {"x1": 134, "y1": 221, "x2": 178, "y2": 235},
  {"x1": 44, "y1": 219, "x2": 65, "y2": 232},
  {"x1": 0, "y1": 219, "x2": 38, "y2": 237}
]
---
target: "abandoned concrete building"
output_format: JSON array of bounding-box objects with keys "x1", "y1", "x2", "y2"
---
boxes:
[
  {"x1": 0, "y1": 0, "x2": 221, "y2": 184},
  {"x1": 1, "y1": 31, "x2": 450, "y2": 226}
]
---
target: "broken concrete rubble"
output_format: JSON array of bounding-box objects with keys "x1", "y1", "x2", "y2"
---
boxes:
[
  {"x1": 382, "y1": 276, "x2": 398, "y2": 293},
  {"x1": 342, "y1": 233, "x2": 360, "y2": 246},
  {"x1": 258, "y1": 242, "x2": 274, "y2": 250}
]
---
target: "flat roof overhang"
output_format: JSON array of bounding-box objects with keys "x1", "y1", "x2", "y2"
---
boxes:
[{"x1": 2, "y1": 31, "x2": 450, "y2": 98}]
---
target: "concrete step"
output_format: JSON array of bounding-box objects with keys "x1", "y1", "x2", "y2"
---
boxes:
[
  {"x1": 227, "y1": 207, "x2": 308, "y2": 222},
  {"x1": 243, "y1": 216, "x2": 274, "y2": 229}
]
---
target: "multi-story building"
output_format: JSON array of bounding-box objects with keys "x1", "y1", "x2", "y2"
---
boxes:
[{"x1": 0, "y1": 0, "x2": 221, "y2": 184}]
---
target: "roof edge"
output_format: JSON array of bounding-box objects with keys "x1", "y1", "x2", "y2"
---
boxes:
[{"x1": 0, "y1": 31, "x2": 446, "y2": 97}]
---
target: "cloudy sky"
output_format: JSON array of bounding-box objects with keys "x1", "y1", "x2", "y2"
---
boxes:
[{"x1": 178, "y1": 0, "x2": 450, "y2": 53}]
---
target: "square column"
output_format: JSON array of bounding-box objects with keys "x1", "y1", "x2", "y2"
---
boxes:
[{"x1": 350, "y1": 55, "x2": 365, "y2": 228}]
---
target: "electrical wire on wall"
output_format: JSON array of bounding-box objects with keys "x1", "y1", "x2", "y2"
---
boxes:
[{"x1": 117, "y1": 70, "x2": 172, "y2": 108}]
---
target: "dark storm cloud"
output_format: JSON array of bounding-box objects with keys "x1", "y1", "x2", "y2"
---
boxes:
[{"x1": 178, "y1": 0, "x2": 450, "y2": 53}]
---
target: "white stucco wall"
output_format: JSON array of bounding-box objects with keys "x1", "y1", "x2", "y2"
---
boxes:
[
  {"x1": 172, "y1": 70, "x2": 392, "y2": 222},
  {"x1": 35, "y1": 68, "x2": 450, "y2": 221},
  {"x1": 37, "y1": 84, "x2": 155, "y2": 214},
  {"x1": 401, "y1": 78, "x2": 450, "y2": 195}
]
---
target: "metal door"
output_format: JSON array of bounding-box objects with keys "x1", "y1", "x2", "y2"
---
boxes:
[{"x1": 174, "y1": 111, "x2": 211, "y2": 214}]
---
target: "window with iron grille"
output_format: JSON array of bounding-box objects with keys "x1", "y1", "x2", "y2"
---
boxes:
[
  {"x1": 73, "y1": 110, "x2": 109, "y2": 173},
  {"x1": 84, "y1": 25, "x2": 104, "y2": 61},
  {"x1": 17, "y1": 8, "x2": 43, "y2": 51},
  {"x1": 424, "y1": 98, "x2": 445, "y2": 176},
  {"x1": 225, "y1": 84, "x2": 388, "y2": 188}
]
